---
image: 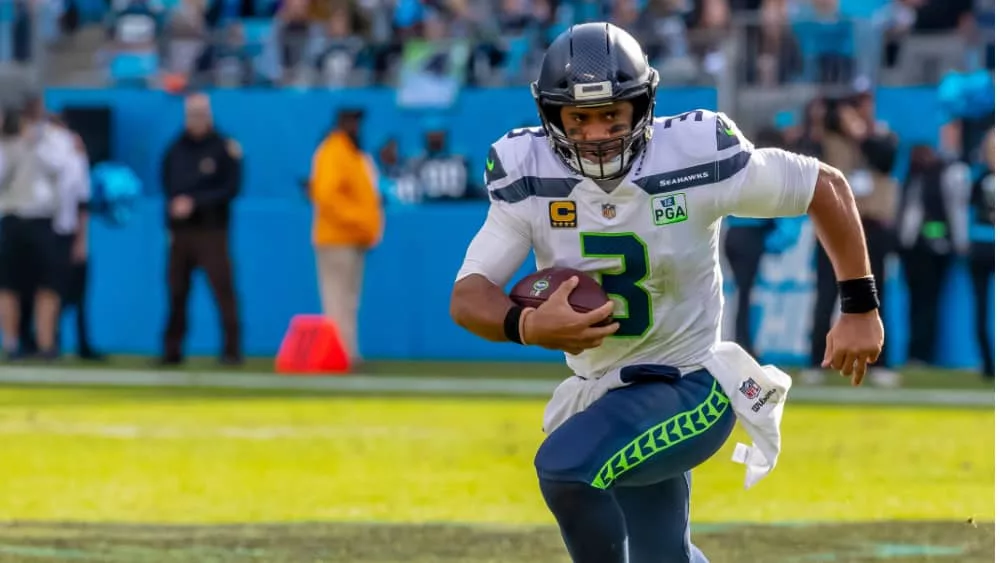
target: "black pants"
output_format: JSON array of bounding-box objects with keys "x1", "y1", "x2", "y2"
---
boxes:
[
  {"x1": 899, "y1": 242, "x2": 951, "y2": 365},
  {"x1": 969, "y1": 243, "x2": 994, "y2": 377},
  {"x1": 1, "y1": 216, "x2": 64, "y2": 356},
  {"x1": 810, "y1": 218, "x2": 892, "y2": 367},
  {"x1": 18, "y1": 235, "x2": 94, "y2": 356},
  {"x1": 163, "y1": 227, "x2": 241, "y2": 360},
  {"x1": 723, "y1": 225, "x2": 768, "y2": 358}
]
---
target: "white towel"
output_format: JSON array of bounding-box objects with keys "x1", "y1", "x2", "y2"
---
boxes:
[
  {"x1": 541, "y1": 341, "x2": 792, "y2": 490},
  {"x1": 702, "y1": 342, "x2": 791, "y2": 489}
]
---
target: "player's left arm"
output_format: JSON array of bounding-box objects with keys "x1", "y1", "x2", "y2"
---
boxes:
[{"x1": 719, "y1": 114, "x2": 882, "y2": 383}]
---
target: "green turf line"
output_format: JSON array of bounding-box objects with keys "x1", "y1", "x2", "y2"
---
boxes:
[{"x1": 4, "y1": 356, "x2": 995, "y2": 390}]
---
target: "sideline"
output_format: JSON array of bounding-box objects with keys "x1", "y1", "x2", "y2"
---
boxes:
[{"x1": 0, "y1": 367, "x2": 992, "y2": 407}]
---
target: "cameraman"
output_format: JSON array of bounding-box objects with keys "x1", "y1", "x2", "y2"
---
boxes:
[{"x1": 0, "y1": 97, "x2": 76, "y2": 361}]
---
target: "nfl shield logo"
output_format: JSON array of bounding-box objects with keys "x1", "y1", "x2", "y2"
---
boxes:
[
  {"x1": 602, "y1": 204, "x2": 616, "y2": 219},
  {"x1": 739, "y1": 378, "x2": 761, "y2": 400}
]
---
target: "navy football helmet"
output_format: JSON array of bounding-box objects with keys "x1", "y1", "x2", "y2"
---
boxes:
[{"x1": 531, "y1": 23, "x2": 659, "y2": 180}]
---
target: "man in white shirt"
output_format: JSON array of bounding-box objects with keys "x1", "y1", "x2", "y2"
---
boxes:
[
  {"x1": 0, "y1": 96, "x2": 76, "y2": 360},
  {"x1": 20, "y1": 115, "x2": 103, "y2": 360},
  {"x1": 450, "y1": 23, "x2": 884, "y2": 563}
]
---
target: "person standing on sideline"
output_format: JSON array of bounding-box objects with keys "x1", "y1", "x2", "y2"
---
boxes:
[
  {"x1": 957, "y1": 127, "x2": 995, "y2": 380},
  {"x1": 53, "y1": 117, "x2": 104, "y2": 360},
  {"x1": 158, "y1": 93, "x2": 243, "y2": 366},
  {"x1": 0, "y1": 95, "x2": 76, "y2": 361},
  {"x1": 308, "y1": 108, "x2": 383, "y2": 366}
]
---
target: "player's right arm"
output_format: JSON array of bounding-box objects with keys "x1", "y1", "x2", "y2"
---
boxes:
[
  {"x1": 450, "y1": 138, "x2": 616, "y2": 351},
  {"x1": 450, "y1": 214, "x2": 616, "y2": 351},
  {"x1": 450, "y1": 198, "x2": 533, "y2": 343}
]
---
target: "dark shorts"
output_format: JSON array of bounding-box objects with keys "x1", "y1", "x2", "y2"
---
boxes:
[
  {"x1": 534, "y1": 367, "x2": 736, "y2": 489},
  {"x1": 0, "y1": 216, "x2": 66, "y2": 295}
]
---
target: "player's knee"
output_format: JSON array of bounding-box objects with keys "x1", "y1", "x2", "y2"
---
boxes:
[{"x1": 534, "y1": 433, "x2": 597, "y2": 484}]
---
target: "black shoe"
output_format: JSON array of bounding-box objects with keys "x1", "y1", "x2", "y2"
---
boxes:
[
  {"x1": 35, "y1": 349, "x2": 60, "y2": 362},
  {"x1": 219, "y1": 355, "x2": 244, "y2": 367},
  {"x1": 78, "y1": 349, "x2": 107, "y2": 362},
  {"x1": 152, "y1": 356, "x2": 184, "y2": 368},
  {"x1": 3, "y1": 349, "x2": 27, "y2": 362}
]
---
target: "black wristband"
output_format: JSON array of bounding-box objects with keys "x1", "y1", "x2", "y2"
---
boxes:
[
  {"x1": 504, "y1": 305, "x2": 526, "y2": 344},
  {"x1": 839, "y1": 276, "x2": 880, "y2": 314}
]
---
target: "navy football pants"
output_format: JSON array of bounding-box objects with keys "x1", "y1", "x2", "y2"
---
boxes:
[{"x1": 534, "y1": 366, "x2": 736, "y2": 563}]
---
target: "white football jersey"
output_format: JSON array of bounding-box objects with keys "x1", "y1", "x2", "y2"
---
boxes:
[{"x1": 457, "y1": 109, "x2": 820, "y2": 379}]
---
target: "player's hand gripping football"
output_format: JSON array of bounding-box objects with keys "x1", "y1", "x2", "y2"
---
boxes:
[
  {"x1": 821, "y1": 309, "x2": 885, "y2": 386},
  {"x1": 522, "y1": 276, "x2": 619, "y2": 355}
]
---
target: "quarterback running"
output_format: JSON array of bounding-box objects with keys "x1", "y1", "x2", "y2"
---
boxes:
[{"x1": 450, "y1": 23, "x2": 884, "y2": 563}]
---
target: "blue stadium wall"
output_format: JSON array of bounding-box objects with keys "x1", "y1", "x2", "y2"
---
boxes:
[{"x1": 44, "y1": 87, "x2": 993, "y2": 369}]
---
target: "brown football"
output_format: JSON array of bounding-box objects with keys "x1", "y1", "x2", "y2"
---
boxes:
[{"x1": 509, "y1": 267, "x2": 613, "y2": 325}]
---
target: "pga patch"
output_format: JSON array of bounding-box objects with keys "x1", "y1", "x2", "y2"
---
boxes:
[{"x1": 651, "y1": 193, "x2": 688, "y2": 225}]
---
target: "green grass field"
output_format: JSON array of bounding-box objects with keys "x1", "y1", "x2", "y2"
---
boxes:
[
  {"x1": 29, "y1": 356, "x2": 998, "y2": 390},
  {"x1": 0, "y1": 382, "x2": 993, "y2": 562}
]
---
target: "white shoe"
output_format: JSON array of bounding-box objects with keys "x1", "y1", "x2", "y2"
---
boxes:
[
  {"x1": 799, "y1": 369, "x2": 825, "y2": 386},
  {"x1": 869, "y1": 367, "x2": 901, "y2": 388}
]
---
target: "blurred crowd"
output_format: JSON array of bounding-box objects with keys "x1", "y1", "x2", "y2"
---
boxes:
[
  {"x1": 723, "y1": 74, "x2": 994, "y2": 386},
  {"x1": 1, "y1": 0, "x2": 993, "y2": 88}
]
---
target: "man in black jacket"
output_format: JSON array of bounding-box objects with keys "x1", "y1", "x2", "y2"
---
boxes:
[{"x1": 159, "y1": 93, "x2": 243, "y2": 366}]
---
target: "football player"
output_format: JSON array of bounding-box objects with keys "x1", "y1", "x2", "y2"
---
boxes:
[{"x1": 450, "y1": 23, "x2": 883, "y2": 563}]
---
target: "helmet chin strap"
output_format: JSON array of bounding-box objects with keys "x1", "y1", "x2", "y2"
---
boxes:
[{"x1": 577, "y1": 149, "x2": 631, "y2": 178}]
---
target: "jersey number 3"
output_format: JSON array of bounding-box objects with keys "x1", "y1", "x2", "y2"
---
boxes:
[{"x1": 580, "y1": 233, "x2": 652, "y2": 338}]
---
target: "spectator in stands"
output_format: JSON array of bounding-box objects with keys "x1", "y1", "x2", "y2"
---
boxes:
[
  {"x1": 104, "y1": 0, "x2": 162, "y2": 85},
  {"x1": 314, "y1": 8, "x2": 367, "y2": 87},
  {"x1": 106, "y1": 0, "x2": 160, "y2": 52},
  {"x1": 163, "y1": 0, "x2": 210, "y2": 80},
  {"x1": 308, "y1": 108, "x2": 382, "y2": 366},
  {"x1": 635, "y1": 0, "x2": 695, "y2": 79},
  {"x1": 408, "y1": 120, "x2": 483, "y2": 202},
  {"x1": 277, "y1": 0, "x2": 313, "y2": 84},
  {"x1": 740, "y1": 0, "x2": 803, "y2": 86},
  {"x1": 685, "y1": 0, "x2": 729, "y2": 77},
  {"x1": 896, "y1": 144, "x2": 967, "y2": 367},
  {"x1": 195, "y1": 22, "x2": 256, "y2": 87},
  {"x1": 158, "y1": 93, "x2": 243, "y2": 366},
  {"x1": 912, "y1": 0, "x2": 975, "y2": 35},
  {"x1": 497, "y1": 0, "x2": 537, "y2": 35},
  {"x1": 205, "y1": 0, "x2": 258, "y2": 29},
  {"x1": 792, "y1": 0, "x2": 855, "y2": 84},
  {"x1": 873, "y1": 0, "x2": 923, "y2": 70},
  {"x1": 971, "y1": 0, "x2": 993, "y2": 69},
  {"x1": 12, "y1": 0, "x2": 34, "y2": 63},
  {"x1": 788, "y1": 97, "x2": 826, "y2": 158},
  {"x1": 609, "y1": 0, "x2": 640, "y2": 36}
]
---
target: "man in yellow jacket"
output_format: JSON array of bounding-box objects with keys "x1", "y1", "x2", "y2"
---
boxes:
[{"x1": 309, "y1": 108, "x2": 383, "y2": 365}]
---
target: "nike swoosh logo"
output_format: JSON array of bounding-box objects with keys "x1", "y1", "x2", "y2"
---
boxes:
[
  {"x1": 486, "y1": 159, "x2": 495, "y2": 171},
  {"x1": 724, "y1": 128, "x2": 735, "y2": 137}
]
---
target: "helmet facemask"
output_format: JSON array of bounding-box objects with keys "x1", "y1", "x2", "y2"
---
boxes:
[{"x1": 534, "y1": 87, "x2": 655, "y2": 181}]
